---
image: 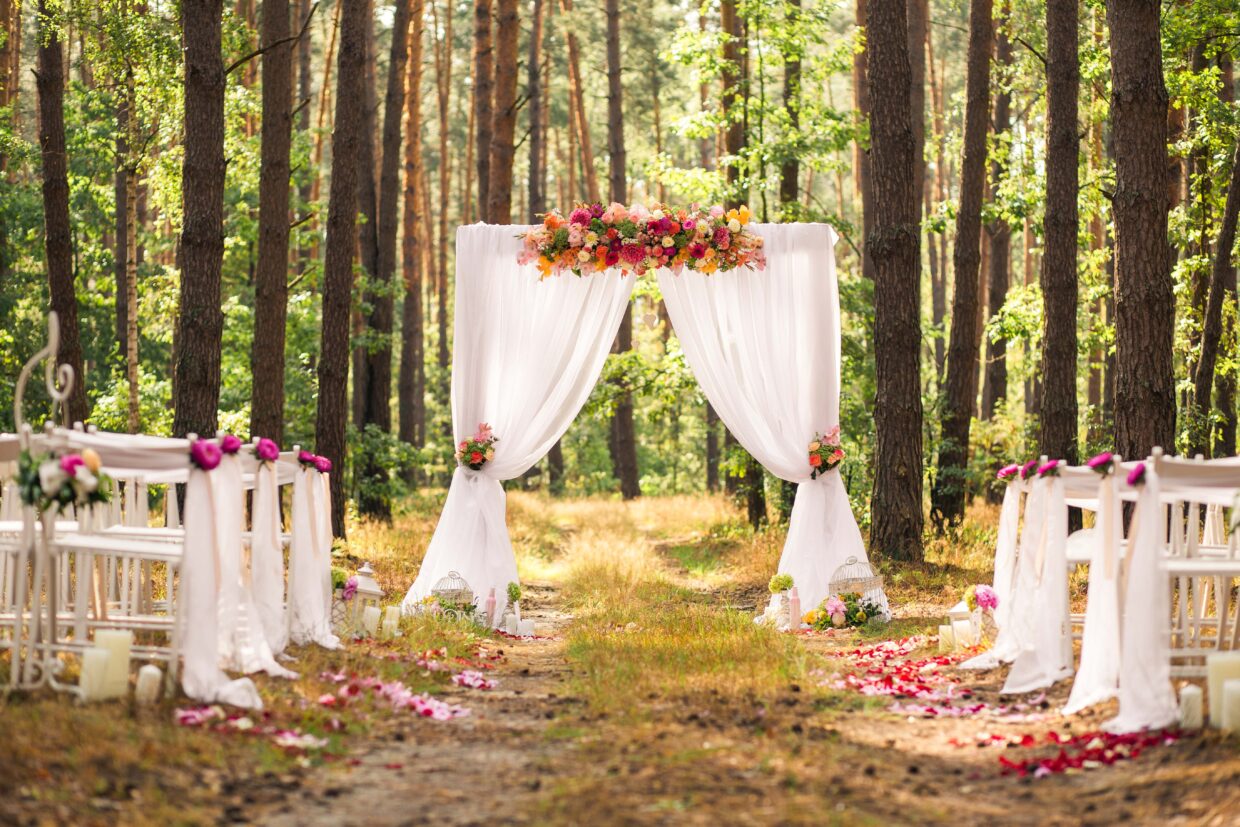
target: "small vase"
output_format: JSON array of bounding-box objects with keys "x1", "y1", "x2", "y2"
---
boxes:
[
  {"x1": 776, "y1": 592, "x2": 791, "y2": 631},
  {"x1": 978, "y1": 608, "x2": 998, "y2": 643}
]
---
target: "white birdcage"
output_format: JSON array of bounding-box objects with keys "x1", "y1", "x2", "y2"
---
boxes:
[
  {"x1": 431, "y1": 570, "x2": 475, "y2": 619},
  {"x1": 828, "y1": 556, "x2": 890, "y2": 620}
]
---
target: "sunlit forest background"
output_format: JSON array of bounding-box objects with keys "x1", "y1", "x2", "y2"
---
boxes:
[{"x1": 0, "y1": 0, "x2": 1237, "y2": 555}]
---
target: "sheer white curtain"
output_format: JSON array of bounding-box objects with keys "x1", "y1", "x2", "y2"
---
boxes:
[
  {"x1": 990, "y1": 480, "x2": 1022, "y2": 630},
  {"x1": 658, "y1": 224, "x2": 878, "y2": 612},
  {"x1": 249, "y1": 458, "x2": 288, "y2": 655},
  {"x1": 288, "y1": 466, "x2": 339, "y2": 648},
  {"x1": 402, "y1": 224, "x2": 636, "y2": 617}
]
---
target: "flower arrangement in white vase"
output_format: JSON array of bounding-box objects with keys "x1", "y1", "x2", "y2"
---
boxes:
[
  {"x1": 500, "y1": 582, "x2": 522, "y2": 632},
  {"x1": 964, "y1": 584, "x2": 999, "y2": 643},
  {"x1": 768, "y1": 574, "x2": 794, "y2": 630}
]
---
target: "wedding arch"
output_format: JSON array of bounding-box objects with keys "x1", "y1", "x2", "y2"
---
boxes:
[{"x1": 401, "y1": 217, "x2": 880, "y2": 619}]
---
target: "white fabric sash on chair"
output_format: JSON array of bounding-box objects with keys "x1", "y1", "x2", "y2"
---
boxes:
[
  {"x1": 403, "y1": 224, "x2": 636, "y2": 618},
  {"x1": 1064, "y1": 470, "x2": 1122, "y2": 714},
  {"x1": 1105, "y1": 466, "x2": 1178, "y2": 733},
  {"x1": 657, "y1": 224, "x2": 878, "y2": 612},
  {"x1": 990, "y1": 480, "x2": 1022, "y2": 632},
  {"x1": 179, "y1": 465, "x2": 262, "y2": 708},
  {"x1": 288, "y1": 467, "x2": 340, "y2": 648},
  {"x1": 250, "y1": 459, "x2": 288, "y2": 655}
]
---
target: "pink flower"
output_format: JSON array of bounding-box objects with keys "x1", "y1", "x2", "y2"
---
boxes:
[
  {"x1": 470, "y1": 451, "x2": 483, "y2": 465},
  {"x1": 341, "y1": 576, "x2": 358, "y2": 601},
  {"x1": 314, "y1": 456, "x2": 333, "y2": 473},
  {"x1": 256, "y1": 437, "x2": 280, "y2": 462},
  {"x1": 219, "y1": 434, "x2": 243, "y2": 455},
  {"x1": 825, "y1": 596, "x2": 846, "y2": 616},
  {"x1": 1019, "y1": 459, "x2": 1038, "y2": 479},
  {"x1": 709, "y1": 205, "x2": 725, "y2": 218},
  {"x1": 823, "y1": 425, "x2": 841, "y2": 446},
  {"x1": 1127, "y1": 462, "x2": 1146, "y2": 487},
  {"x1": 298, "y1": 449, "x2": 317, "y2": 466},
  {"x1": 569, "y1": 208, "x2": 592, "y2": 226},
  {"x1": 59, "y1": 454, "x2": 85, "y2": 475},
  {"x1": 474, "y1": 423, "x2": 493, "y2": 442},
  {"x1": 1087, "y1": 451, "x2": 1114, "y2": 475},
  {"x1": 974, "y1": 585, "x2": 998, "y2": 611},
  {"x1": 687, "y1": 243, "x2": 707, "y2": 259},
  {"x1": 831, "y1": 449, "x2": 844, "y2": 462},
  {"x1": 1037, "y1": 459, "x2": 1060, "y2": 476},
  {"x1": 318, "y1": 693, "x2": 340, "y2": 707},
  {"x1": 713, "y1": 227, "x2": 731, "y2": 248},
  {"x1": 190, "y1": 440, "x2": 222, "y2": 471},
  {"x1": 997, "y1": 463, "x2": 1020, "y2": 480}
]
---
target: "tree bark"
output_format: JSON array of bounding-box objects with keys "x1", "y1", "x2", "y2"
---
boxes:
[
  {"x1": 1107, "y1": 0, "x2": 1174, "y2": 462},
  {"x1": 172, "y1": 0, "x2": 226, "y2": 440},
  {"x1": 399, "y1": 0, "x2": 427, "y2": 456},
  {"x1": 353, "y1": 1, "x2": 379, "y2": 427},
  {"x1": 778, "y1": 0, "x2": 801, "y2": 208},
  {"x1": 1191, "y1": 142, "x2": 1240, "y2": 458},
  {"x1": 926, "y1": 18, "x2": 947, "y2": 380},
  {"x1": 1216, "y1": 56, "x2": 1237, "y2": 457},
  {"x1": 931, "y1": 0, "x2": 991, "y2": 527},
  {"x1": 115, "y1": 97, "x2": 130, "y2": 367},
  {"x1": 907, "y1": 0, "x2": 926, "y2": 219},
  {"x1": 317, "y1": 0, "x2": 368, "y2": 537},
  {"x1": 853, "y1": 0, "x2": 874, "y2": 280},
  {"x1": 472, "y1": 0, "x2": 493, "y2": 219},
  {"x1": 432, "y1": 0, "x2": 452, "y2": 383},
  {"x1": 867, "y1": 0, "x2": 923, "y2": 561},
  {"x1": 486, "y1": 0, "x2": 518, "y2": 222},
  {"x1": 561, "y1": 0, "x2": 598, "y2": 202},
  {"x1": 705, "y1": 402, "x2": 719, "y2": 492},
  {"x1": 981, "y1": 14, "x2": 1011, "y2": 419},
  {"x1": 1039, "y1": 0, "x2": 1079, "y2": 466},
  {"x1": 124, "y1": 77, "x2": 139, "y2": 434},
  {"x1": 252, "y1": 0, "x2": 294, "y2": 445}
]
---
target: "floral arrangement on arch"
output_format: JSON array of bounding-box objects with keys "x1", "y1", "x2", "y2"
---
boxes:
[
  {"x1": 518, "y1": 202, "x2": 765, "y2": 278},
  {"x1": 456, "y1": 423, "x2": 497, "y2": 470},
  {"x1": 808, "y1": 426, "x2": 845, "y2": 479},
  {"x1": 17, "y1": 448, "x2": 112, "y2": 514}
]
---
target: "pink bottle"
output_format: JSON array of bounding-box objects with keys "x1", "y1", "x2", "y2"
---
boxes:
[
  {"x1": 484, "y1": 587, "x2": 497, "y2": 627},
  {"x1": 788, "y1": 587, "x2": 801, "y2": 631}
]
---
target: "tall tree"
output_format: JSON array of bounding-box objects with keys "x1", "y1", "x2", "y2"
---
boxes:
[
  {"x1": 907, "y1": 0, "x2": 926, "y2": 217},
  {"x1": 37, "y1": 0, "x2": 88, "y2": 425},
  {"x1": 486, "y1": 0, "x2": 518, "y2": 222},
  {"x1": 1039, "y1": 0, "x2": 1079, "y2": 465},
  {"x1": 172, "y1": 0, "x2": 226, "y2": 440},
  {"x1": 1107, "y1": 0, "x2": 1174, "y2": 462},
  {"x1": 317, "y1": 0, "x2": 368, "y2": 537},
  {"x1": 778, "y1": 0, "x2": 801, "y2": 207},
  {"x1": 399, "y1": 0, "x2": 427, "y2": 454},
  {"x1": 252, "y1": 0, "x2": 295, "y2": 445},
  {"x1": 867, "y1": 0, "x2": 923, "y2": 560},
  {"x1": 981, "y1": 11, "x2": 1012, "y2": 419},
  {"x1": 527, "y1": 0, "x2": 545, "y2": 220},
  {"x1": 353, "y1": 2, "x2": 379, "y2": 426},
  {"x1": 853, "y1": 0, "x2": 874, "y2": 280},
  {"x1": 359, "y1": 0, "x2": 415, "y2": 519},
  {"x1": 1191, "y1": 142, "x2": 1240, "y2": 458},
  {"x1": 1216, "y1": 56, "x2": 1237, "y2": 457},
  {"x1": 605, "y1": 0, "x2": 639, "y2": 500},
  {"x1": 931, "y1": 0, "x2": 991, "y2": 528},
  {"x1": 432, "y1": 0, "x2": 452, "y2": 379},
  {"x1": 561, "y1": 0, "x2": 598, "y2": 201},
  {"x1": 472, "y1": 0, "x2": 494, "y2": 219}
]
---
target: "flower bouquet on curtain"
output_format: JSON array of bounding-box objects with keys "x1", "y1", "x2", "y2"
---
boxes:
[
  {"x1": 455, "y1": 423, "x2": 497, "y2": 470},
  {"x1": 808, "y1": 427, "x2": 845, "y2": 478},
  {"x1": 17, "y1": 447, "x2": 112, "y2": 514},
  {"x1": 965, "y1": 584, "x2": 999, "y2": 644}
]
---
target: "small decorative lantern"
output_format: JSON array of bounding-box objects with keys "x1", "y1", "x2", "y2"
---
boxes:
[
  {"x1": 827, "y1": 556, "x2": 890, "y2": 621},
  {"x1": 431, "y1": 570, "x2": 475, "y2": 620},
  {"x1": 344, "y1": 562, "x2": 383, "y2": 635}
]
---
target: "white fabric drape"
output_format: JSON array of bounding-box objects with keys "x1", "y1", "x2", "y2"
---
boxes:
[
  {"x1": 250, "y1": 460, "x2": 288, "y2": 655},
  {"x1": 216, "y1": 455, "x2": 295, "y2": 679},
  {"x1": 288, "y1": 467, "x2": 339, "y2": 648},
  {"x1": 990, "y1": 480, "x2": 1022, "y2": 632},
  {"x1": 1105, "y1": 467, "x2": 1178, "y2": 733},
  {"x1": 402, "y1": 224, "x2": 636, "y2": 617},
  {"x1": 1002, "y1": 474, "x2": 1073, "y2": 693},
  {"x1": 179, "y1": 466, "x2": 262, "y2": 708},
  {"x1": 657, "y1": 224, "x2": 879, "y2": 612},
  {"x1": 1064, "y1": 470, "x2": 1121, "y2": 714}
]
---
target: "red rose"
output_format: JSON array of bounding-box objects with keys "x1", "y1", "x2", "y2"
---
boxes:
[
  {"x1": 470, "y1": 451, "x2": 483, "y2": 464},
  {"x1": 809, "y1": 454, "x2": 823, "y2": 467}
]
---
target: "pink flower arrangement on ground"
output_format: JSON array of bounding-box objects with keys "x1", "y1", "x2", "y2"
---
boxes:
[
  {"x1": 519, "y1": 202, "x2": 765, "y2": 278},
  {"x1": 175, "y1": 706, "x2": 331, "y2": 753},
  {"x1": 808, "y1": 426, "x2": 845, "y2": 479},
  {"x1": 318, "y1": 671, "x2": 470, "y2": 720},
  {"x1": 451, "y1": 670, "x2": 496, "y2": 690},
  {"x1": 456, "y1": 423, "x2": 498, "y2": 471}
]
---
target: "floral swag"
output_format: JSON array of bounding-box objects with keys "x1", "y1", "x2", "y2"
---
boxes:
[{"x1": 519, "y1": 203, "x2": 766, "y2": 278}]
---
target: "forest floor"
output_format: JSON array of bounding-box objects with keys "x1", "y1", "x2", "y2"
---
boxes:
[{"x1": 3, "y1": 493, "x2": 1239, "y2": 825}]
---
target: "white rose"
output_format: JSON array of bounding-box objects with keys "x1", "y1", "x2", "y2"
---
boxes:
[
  {"x1": 75, "y1": 470, "x2": 99, "y2": 495},
  {"x1": 38, "y1": 461, "x2": 66, "y2": 496},
  {"x1": 652, "y1": 209, "x2": 664, "y2": 220},
  {"x1": 662, "y1": 236, "x2": 674, "y2": 247},
  {"x1": 578, "y1": 250, "x2": 591, "y2": 262},
  {"x1": 728, "y1": 219, "x2": 741, "y2": 232}
]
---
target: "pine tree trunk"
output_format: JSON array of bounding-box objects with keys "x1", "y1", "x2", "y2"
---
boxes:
[
  {"x1": 432, "y1": 0, "x2": 452, "y2": 385},
  {"x1": 172, "y1": 0, "x2": 226, "y2": 440},
  {"x1": 359, "y1": 0, "x2": 415, "y2": 519},
  {"x1": 561, "y1": 0, "x2": 598, "y2": 202},
  {"x1": 867, "y1": 0, "x2": 923, "y2": 561},
  {"x1": 907, "y1": 0, "x2": 926, "y2": 218},
  {"x1": 527, "y1": 0, "x2": 545, "y2": 218},
  {"x1": 317, "y1": 0, "x2": 368, "y2": 538},
  {"x1": 398, "y1": 0, "x2": 427, "y2": 459},
  {"x1": 778, "y1": 0, "x2": 801, "y2": 208},
  {"x1": 1039, "y1": 0, "x2": 1080, "y2": 466},
  {"x1": 1216, "y1": 56, "x2": 1237, "y2": 458},
  {"x1": 981, "y1": 16, "x2": 1012, "y2": 419},
  {"x1": 124, "y1": 77, "x2": 139, "y2": 434},
  {"x1": 486, "y1": 0, "x2": 518, "y2": 223},
  {"x1": 353, "y1": 2, "x2": 379, "y2": 428},
  {"x1": 1107, "y1": 0, "x2": 1175, "y2": 462},
  {"x1": 1191, "y1": 143, "x2": 1240, "y2": 458},
  {"x1": 931, "y1": 0, "x2": 991, "y2": 528},
  {"x1": 252, "y1": 0, "x2": 294, "y2": 446},
  {"x1": 472, "y1": 0, "x2": 493, "y2": 220},
  {"x1": 853, "y1": 0, "x2": 874, "y2": 281},
  {"x1": 705, "y1": 403, "x2": 719, "y2": 492},
  {"x1": 926, "y1": 20, "x2": 947, "y2": 381},
  {"x1": 115, "y1": 95, "x2": 130, "y2": 369}
]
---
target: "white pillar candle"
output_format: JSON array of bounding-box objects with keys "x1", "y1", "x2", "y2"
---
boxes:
[
  {"x1": 1222, "y1": 680, "x2": 1240, "y2": 733},
  {"x1": 95, "y1": 630, "x2": 133, "y2": 698},
  {"x1": 505, "y1": 614, "x2": 519, "y2": 635},
  {"x1": 384, "y1": 606, "x2": 401, "y2": 626},
  {"x1": 937, "y1": 624, "x2": 955, "y2": 653},
  {"x1": 380, "y1": 618, "x2": 399, "y2": 639},
  {"x1": 134, "y1": 664, "x2": 163, "y2": 705},
  {"x1": 1206, "y1": 652, "x2": 1240, "y2": 726},
  {"x1": 362, "y1": 605, "x2": 381, "y2": 637},
  {"x1": 518, "y1": 619, "x2": 535, "y2": 637},
  {"x1": 79, "y1": 647, "x2": 110, "y2": 702},
  {"x1": 1179, "y1": 684, "x2": 1204, "y2": 729},
  {"x1": 951, "y1": 619, "x2": 974, "y2": 649}
]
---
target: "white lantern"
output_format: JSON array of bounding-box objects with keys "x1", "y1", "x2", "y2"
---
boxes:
[{"x1": 335, "y1": 562, "x2": 384, "y2": 636}]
